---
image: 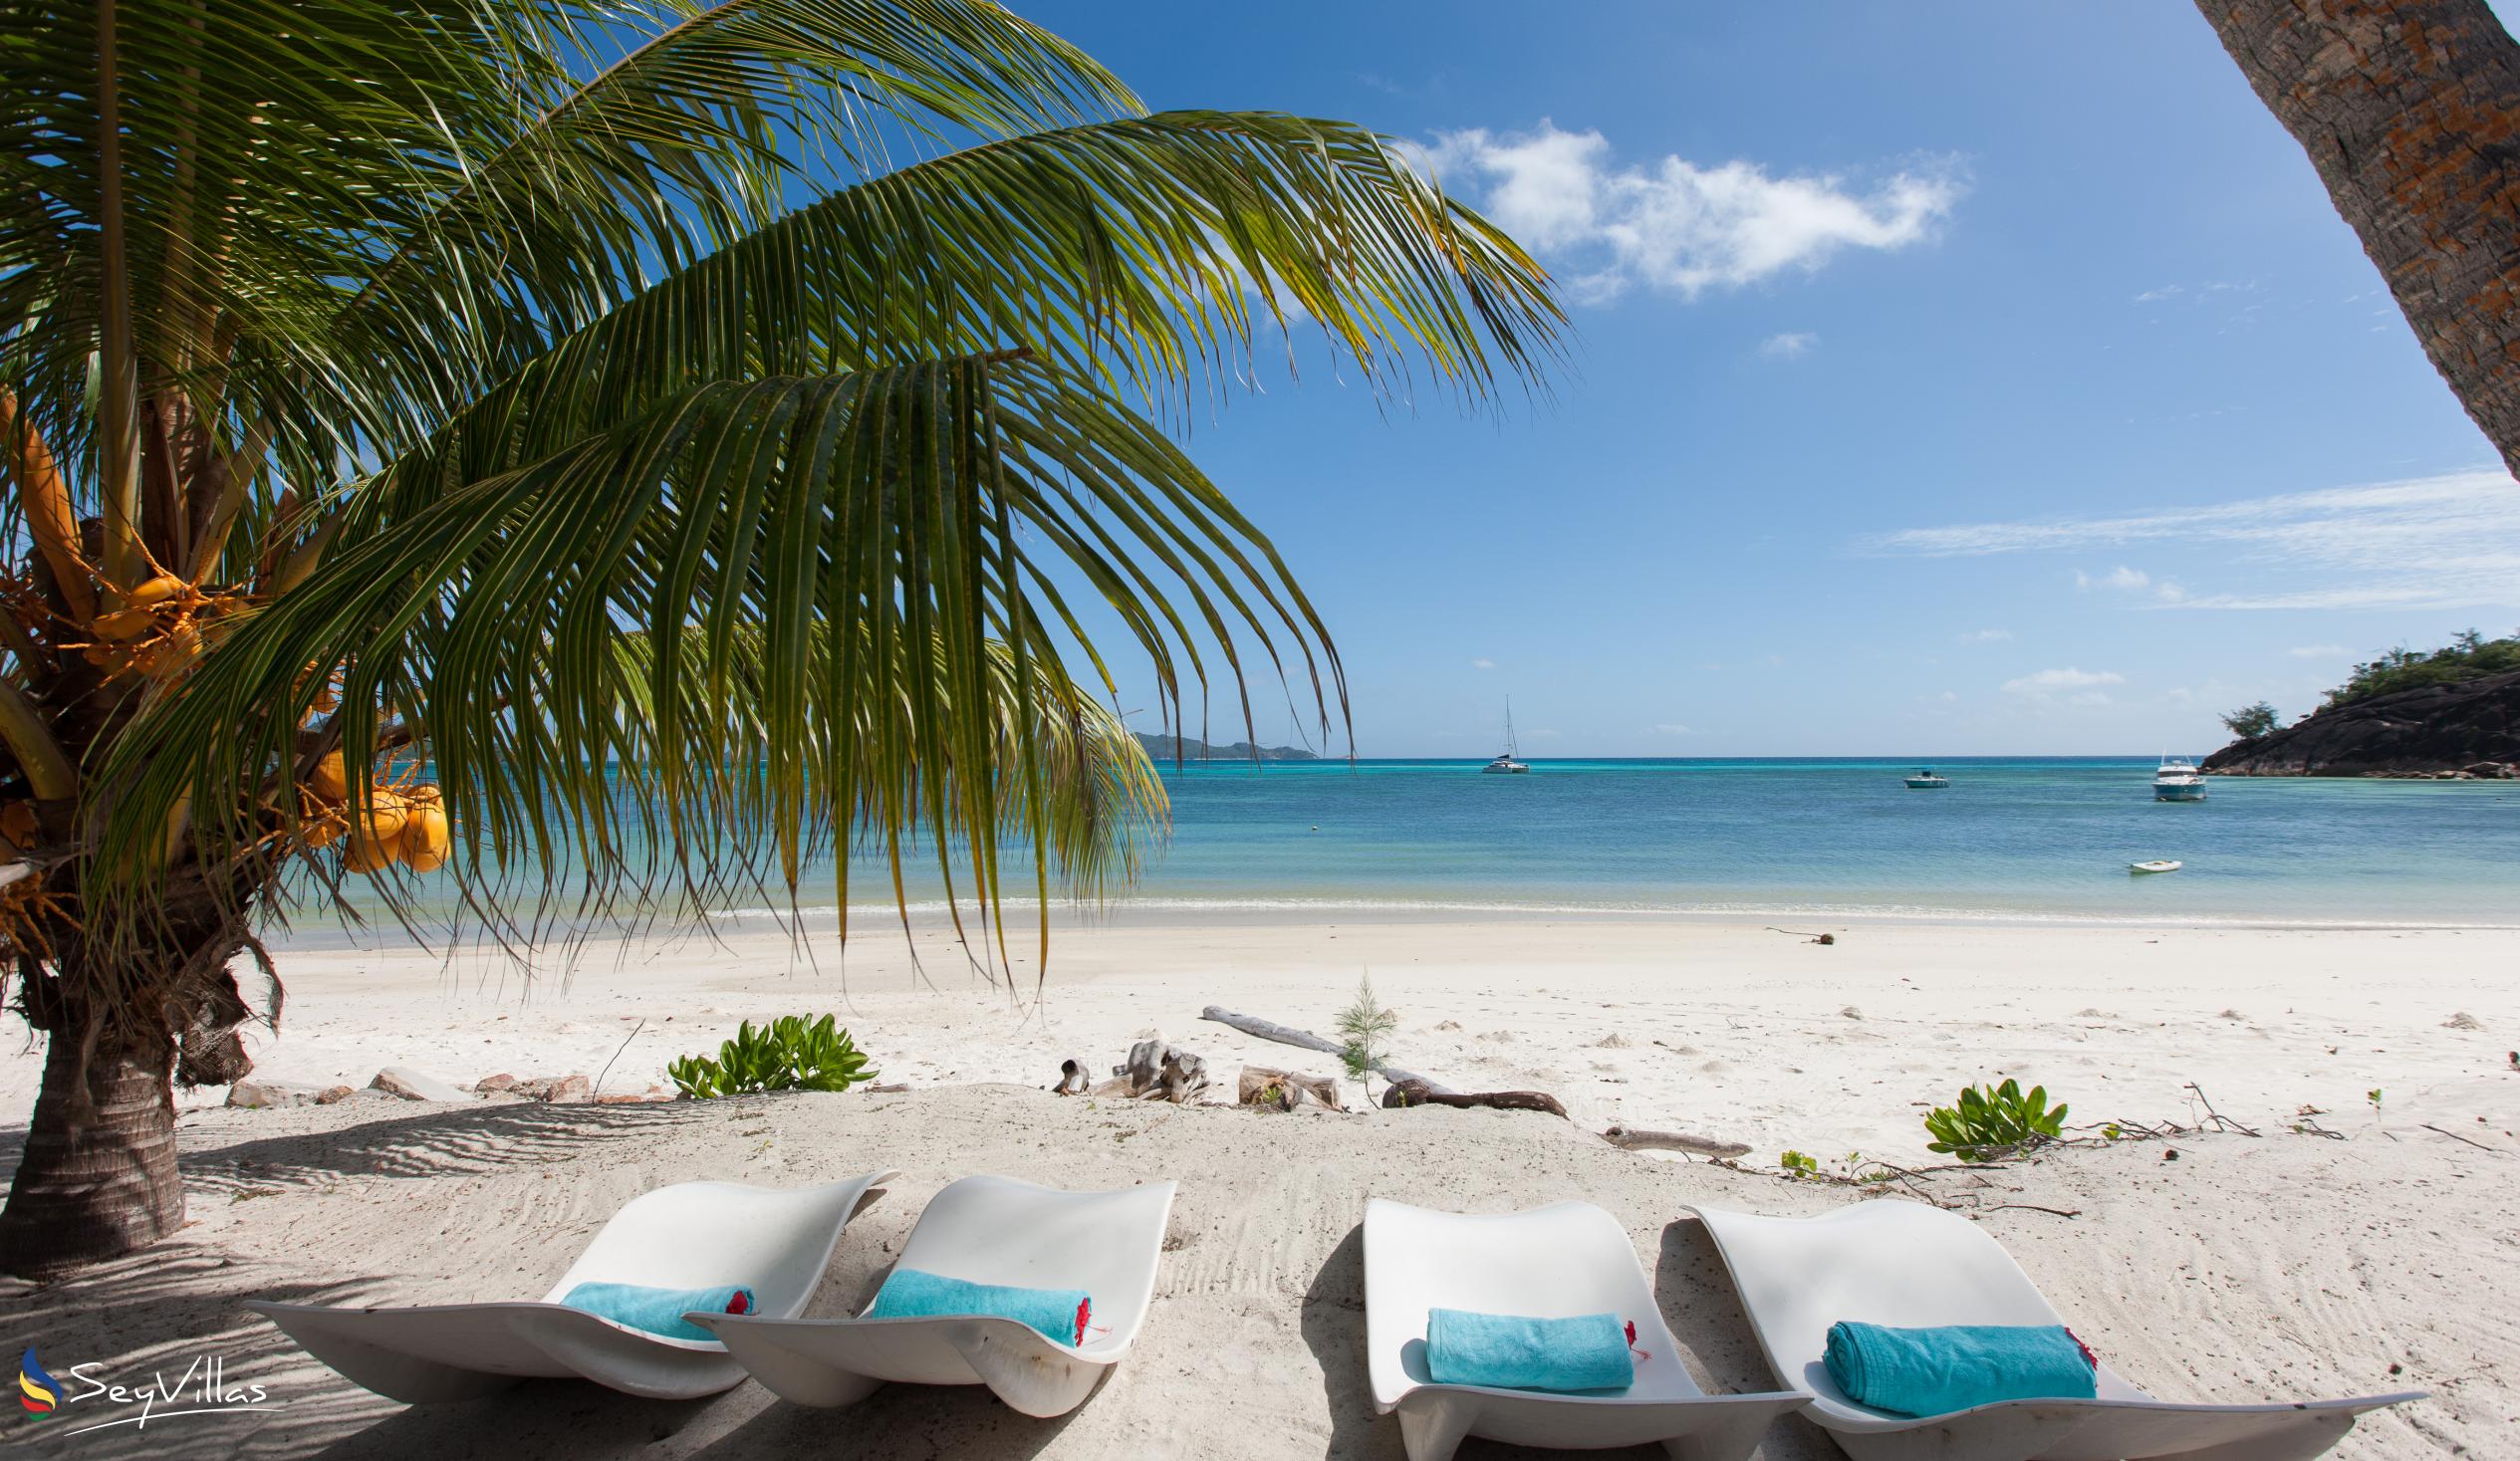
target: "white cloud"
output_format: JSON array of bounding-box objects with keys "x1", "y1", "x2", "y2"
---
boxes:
[
  {"x1": 1875, "y1": 470, "x2": 2520, "y2": 610},
  {"x1": 2075, "y1": 565, "x2": 2151, "y2": 591},
  {"x1": 1416, "y1": 122, "x2": 1964, "y2": 302},
  {"x1": 1651, "y1": 722, "x2": 1693, "y2": 735},
  {"x1": 1956, "y1": 627, "x2": 2013, "y2": 643},
  {"x1": 2133, "y1": 285, "x2": 2183, "y2": 303},
  {"x1": 2004, "y1": 667, "x2": 2126, "y2": 701},
  {"x1": 1940, "y1": 689, "x2": 1959, "y2": 701},
  {"x1": 1759, "y1": 331, "x2": 1818, "y2": 360},
  {"x1": 2288, "y1": 644, "x2": 2352, "y2": 658},
  {"x1": 1471, "y1": 656, "x2": 1496, "y2": 670}
]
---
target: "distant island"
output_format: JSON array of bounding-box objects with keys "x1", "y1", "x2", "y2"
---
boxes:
[
  {"x1": 2206, "y1": 630, "x2": 2520, "y2": 779},
  {"x1": 1133, "y1": 731, "x2": 1322, "y2": 763}
]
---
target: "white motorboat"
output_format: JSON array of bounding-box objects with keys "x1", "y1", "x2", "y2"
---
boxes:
[
  {"x1": 2152, "y1": 756, "x2": 2208, "y2": 802},
  {"x1": 1903, "y1": 768, "x2": 1950, "y2": 789},
  {"x1": 1482, "y1": 700, "x2": 1530, "y2": 774},
  {"x1": 2129, "y1": 859, "x2": 2182, "y2": 874}
]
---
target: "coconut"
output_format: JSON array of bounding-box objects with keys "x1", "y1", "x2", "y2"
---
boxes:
[
  {"x1": 358, "y1": 789, "x2": 412, "y2": 844},
  {"x1": 303, "y1": 817, "x2": 346, "y2": 851},
  {"x1": 342, "y1": 831, "x2": 398, "y2": 874},
  {"x1": 92, "y1": 606, "x2": 156, "y2": 642},
  {"x1": 126, "y1": 573, "x2": 186, "y2": 608},
  {"x1": 310, "y1": 751, "x2": 348, "y2": 801},
  {"x1": 401, "y1": 803, "x2": 451, "y2": 872}
]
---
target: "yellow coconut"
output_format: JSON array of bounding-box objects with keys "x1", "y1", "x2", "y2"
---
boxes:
[
  {"x1": 92, "y1": 606, "x2": 156, "y2": 642},
  {"x1": 343, "y1": 831, "x2": 399, "y2": 874},
  {"x1": 357, "y1": 788, "x2": 412, "y2": 844},
  {"x1": 400, "y1": 803, "x2": 451, "y2": 871},
  {"x1": 310, "y1": 751, "x2": 348, "y2": 801},
  {"x1": 302, "y1": 813, "x2": 346, "y2": 851},
  {"x1": 126, "y1": 573, "x2": 186, "y2": 608}
]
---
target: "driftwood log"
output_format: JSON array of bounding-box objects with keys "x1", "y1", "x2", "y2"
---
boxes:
[
  {"x1": 1111, "y1": 1038, "x2": 1211, "y2": 1103},
  {"x1": 1381, "y1": 1078, "x2": 1568, "y2": 1118},
  {"x1": 1603, "y1": 1124, "x2": 1752, "y2": 1160},
  {"x1": 1199, "y1": 1005, "x2": 1456, "y2": 1096},
  {"x1": 1237, "y1": 1065, "x2": 1344, "y2": 1111},
  {"x1": 1154, "y1": 1050, "x2": 1211, "y2": 1103},
  {"x1": 1053, "y1": 1058, "x2": 1093, "y2": 1096}
]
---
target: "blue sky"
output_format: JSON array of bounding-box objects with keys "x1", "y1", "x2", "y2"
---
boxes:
[{"x1": 1018, "y1": 1, "x2": 2520, "y2": 758}]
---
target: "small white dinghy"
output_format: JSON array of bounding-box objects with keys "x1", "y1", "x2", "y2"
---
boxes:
[{"x1": 2129, "y1": 859, "x2": 2181, "y2": 874}]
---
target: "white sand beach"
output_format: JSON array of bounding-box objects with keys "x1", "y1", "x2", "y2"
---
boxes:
[{"x1": 2, "y1": 915, "x2": 2514, "y2": 1458}]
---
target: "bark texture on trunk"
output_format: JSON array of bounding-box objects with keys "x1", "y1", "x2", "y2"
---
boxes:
[
  {"x1": 0, "y1": 1031, "x2": 183, "y2": 1277},
  {"x1": 2194, "y1": 0, "x2": 2520, "y2": 474}
]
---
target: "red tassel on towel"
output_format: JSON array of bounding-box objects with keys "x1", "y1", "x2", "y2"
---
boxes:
[
  {"x1": 1626, "y1": 1320, "x2": 1652, "y2": 1364},
  {"x1": 726, "y1": 1291, "x2": 751, "y2": 1316}
]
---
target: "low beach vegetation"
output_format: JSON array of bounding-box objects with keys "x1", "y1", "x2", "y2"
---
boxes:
[
  {"x1": 1923, "y1": 1079, "x2": 2069, "y2": 1162},
  {"x1": 666, "y1": 1015, "x2": 876, "y2": 1098},
  {"x1": 1335, "y1": 975, "x2": 1400, "y2": 1104}
]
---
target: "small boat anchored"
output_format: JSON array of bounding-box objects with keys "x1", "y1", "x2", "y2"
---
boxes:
[
  {"x1": 1903, "y1": 769, "x2": 1950, "y2": 789},
  {"x1": 2152, "y1": 756, "x2": 2208, "y2": 803},
  {"x1": 2130, "y1": 859, "x2": 2182, "y2": 874},
  {"x1": 1482, "y1": 699, "x2": 1530, "y2": 774}
]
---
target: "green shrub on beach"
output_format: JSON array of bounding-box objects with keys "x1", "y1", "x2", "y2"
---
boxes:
[
  {"x1": 1335, "y1": 975, "x2": 1400, "y2": 1100},
  {"x1": 669, "y1": 1016, "x2": 876, "y2": 1098},
  {"x1": 1923, "y1": 1079, "x2": 2067, "y2": 1162}
]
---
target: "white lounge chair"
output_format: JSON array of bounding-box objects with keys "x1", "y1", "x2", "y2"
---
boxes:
[
  {"x1": 250, "y1": 1171, "x2": 895, "y2": 1402},
  {"x1": 1688, "y1": 1200, "x2": 2424, "y2": 1461},
  {"x1": 691, "y1": 1174, "x2": 1176, "y2": 1418},
  {"x1": 1364, "y1": 1198, "x2": 1808, "y2": 1461}
]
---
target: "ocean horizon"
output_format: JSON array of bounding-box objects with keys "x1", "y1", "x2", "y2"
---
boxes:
[{"x1": 292, "y1": 756, "x2": 2520, "y2": 944}]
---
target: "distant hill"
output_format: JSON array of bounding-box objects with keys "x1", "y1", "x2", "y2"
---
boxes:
[{"x1": 1133, "y1": 731, "x2": 1321, "y2": 763}]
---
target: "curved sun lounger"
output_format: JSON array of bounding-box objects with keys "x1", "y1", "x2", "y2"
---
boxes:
[
  {"x1": 1364, "y1": 1198, "x2": 1808, "y2": 1461},
  {"x1": 250, "y1": 1171, "x2": 896, "y2": 1402},
  {"x1": 691, "y1": 1174, "x2": 1177, "y2": 1418},
  {"x1": 1688, "y1": 1201, "x2": 2424, "y2": 1461}
]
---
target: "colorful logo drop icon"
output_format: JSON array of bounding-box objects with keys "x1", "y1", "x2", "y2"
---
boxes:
[{"x1": 19, "y1": 1346, "x2": 59, "y2": 1415}]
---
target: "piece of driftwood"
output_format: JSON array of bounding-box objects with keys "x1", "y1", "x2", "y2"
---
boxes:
[
  {"x1": 1199, "y1": 1005, "x2": 1455, "y2": 1096},
  {"x1": 1603, "y1": 1124, "x2": 1752, "y2": 1159},
  {"x1": 1110, "y1": 1038, "x2": 1210, "y2": 1103},
  {"x1": 1154, "y1": 1050, "x2": 1211, "y2": 1103},
  {"x1": 1115, "y1": 1038, "x2": 1173, "y2": 1095},
  {"x1": 1053, "y1": 1057, "x2": 1093, "y2": 1096},
  {"x1": 1237, "y1": 1065, "x2": 1344, "y2": 1111},
  {"x1": 1381, "y1": 1078, "x2": 1567, "y2": 1118}
]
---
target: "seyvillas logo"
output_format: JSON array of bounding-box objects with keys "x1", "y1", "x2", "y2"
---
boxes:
[
  {"x1": 19, "y1": 1348, "x2": 58, "y2": 1414},
  {"x1": 15, "y1": 1350, "x2": 280, "y2": 1437}
]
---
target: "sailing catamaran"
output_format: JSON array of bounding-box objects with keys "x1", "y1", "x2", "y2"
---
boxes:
[{"x1": 1482, "y1": 701, "x2": 1530, "y2": 774}]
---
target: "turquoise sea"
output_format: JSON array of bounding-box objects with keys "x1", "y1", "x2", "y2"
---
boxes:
[
  {"x1": 309, "y1": 757, "x2": 2520, "y2": 940},
  {"x1": 1062, "y1": 757, "x2": 2520, "y2": 928}
]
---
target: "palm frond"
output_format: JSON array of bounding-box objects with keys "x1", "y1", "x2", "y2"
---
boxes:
[{"x1": 93, "y1": 356, "x2": 1239, "y2": 955}]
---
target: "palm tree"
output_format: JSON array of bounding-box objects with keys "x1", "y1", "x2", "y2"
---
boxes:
[
  {"x1": 0, "y1": 0, "x2": 1562, "y2": 1276},
  {"x1": 2192, "y1": 0, "x2": 2520, "y2": 474}
]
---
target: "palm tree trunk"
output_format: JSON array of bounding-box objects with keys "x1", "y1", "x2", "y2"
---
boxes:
[
  {"x1": 0, "y1": 1024, "x2": 183, "y2": 1278},
  {"x1": 2193, "y1": 0, "x2": 2520, "y2": 475}
]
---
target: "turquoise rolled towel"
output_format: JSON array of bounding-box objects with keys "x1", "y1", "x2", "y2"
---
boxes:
[
  {"x1": 1425, "y1": 1308, "x2": 1634, "y2": 1392},
  {"x1": 559, "y1": 1282, "x2": 755, "y2": 1342},
  {"x1": 1825, "y1": 1322, "x2": 2097, "y2": 1416},
  {"x1": 867, "y1": 1269, "x2": 1092, "y2": 1346}
]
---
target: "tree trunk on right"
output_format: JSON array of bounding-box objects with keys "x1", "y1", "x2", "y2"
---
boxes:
[{"x1": 2194, "y1": 0, "x2": 2520, "y2": 475}]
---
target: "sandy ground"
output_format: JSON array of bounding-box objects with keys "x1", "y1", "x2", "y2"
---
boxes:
[
  {"x1": 2, "y1": 916, "x2": 2516, "y2": 1458},
  {"x1": 19, "y1": 914, "x2": 2510, "y2": 1169}
]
